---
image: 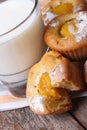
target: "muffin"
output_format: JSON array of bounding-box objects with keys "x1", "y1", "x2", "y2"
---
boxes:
[
  {"x1": 40, "y1": 0, "x2": 86, "y2": 25},
  {"x1": 26, "y1": 51, "x2": 83, "y2": 115},
  {"x1": 44, "y1": 11, "x2": 87, "y2": 60}
]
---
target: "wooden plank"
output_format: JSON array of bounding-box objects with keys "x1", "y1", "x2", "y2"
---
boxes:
[
  {"x1": 0, "y1": 107, "x2": 84, "y2": 130},
  {"x1": 0, "y1": 114, "x2": 13, "y2": 130},
  {"x1": 13, "y1": 123, "x2": 24, "y2": 130},
  {"x1": 70, "y1": 97, "x2": 87, "y2": 129}
]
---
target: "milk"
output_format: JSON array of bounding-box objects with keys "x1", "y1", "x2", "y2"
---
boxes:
[{"x1": 0, "y1": 0, "x2": 46, "y2": 83}]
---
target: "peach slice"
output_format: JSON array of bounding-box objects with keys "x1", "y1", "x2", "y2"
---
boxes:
[
  {"x1": 38, "y1": 72, "x2": 61, "y2": 98},
  {"x1": 60, "y1": 20, "x2": 78, "y2": 37},
  {"x1": 52, "y1": 3, "x2": 73, "y2": 15}
]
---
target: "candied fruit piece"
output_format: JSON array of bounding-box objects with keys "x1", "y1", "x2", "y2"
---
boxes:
[
  {"x1": 52, "y1": 3, "x2": 73, "y2": 15},
  {"x1": 38, "y1": 72, "x2": 52, "y2": 96},
  {"x1": 60, "y1": 20, "x2": 78, "y2": 37},
  {"x1": 38, "y1": 72, "x2": 61, "y2": 98}
]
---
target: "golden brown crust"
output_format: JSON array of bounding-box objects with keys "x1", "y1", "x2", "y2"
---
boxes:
[
  {"x1": 44, "y1": 11, "x2": 87, "y2": 60},
  {"x1": 26, "y1": 51, "x2": 83, "y2": 115}
]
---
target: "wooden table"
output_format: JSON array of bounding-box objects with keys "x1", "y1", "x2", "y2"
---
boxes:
[{"x1": 0, "y1": 97, "x2": 87, "y2": 130}]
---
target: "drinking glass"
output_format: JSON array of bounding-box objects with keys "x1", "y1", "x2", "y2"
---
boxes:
[{"x1": 0, "y1": 0, "x2": 46, "y2": 87}]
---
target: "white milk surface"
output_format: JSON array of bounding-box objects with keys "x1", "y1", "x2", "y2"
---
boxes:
[
  {"x1": 0, "y1": 0, "x2": 46, "y2": 83},
  {"x1": 0, "y1": 0, "x2": 33, "y2": 36}
]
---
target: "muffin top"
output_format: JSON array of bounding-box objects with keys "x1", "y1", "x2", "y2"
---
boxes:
[
  {"x1": 40, "y1": 0, "x2": 86, "y2": 25},
  {"x1": 44, "y1": 11, "x2": 87, "y2": 51}
]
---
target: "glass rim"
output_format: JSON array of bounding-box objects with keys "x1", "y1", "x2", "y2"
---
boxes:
[{"x1": 0, "y1": 0, "x2": 38, "y2": 37}]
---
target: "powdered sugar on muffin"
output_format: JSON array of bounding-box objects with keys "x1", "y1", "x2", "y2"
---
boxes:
[{"x1": 75, "y1": 12, "x2": 87, "y2": 42}]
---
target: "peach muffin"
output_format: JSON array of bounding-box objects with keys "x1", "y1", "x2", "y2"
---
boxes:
[
  {"x1": 44, "y1": 11, "x2": 87, "y2": 60},
  {"x1": 26, "y1": 51, "x2": 83, "y2": 115},
  {"x1": 40, "y1": 0, "x2": 86, "y2": 25}
]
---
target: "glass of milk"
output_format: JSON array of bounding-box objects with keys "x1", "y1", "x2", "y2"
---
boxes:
[{"x1": 0, "y1": 0, "x2": 47, "y2": 86}]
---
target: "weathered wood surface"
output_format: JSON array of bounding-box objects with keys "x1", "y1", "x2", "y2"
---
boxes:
[
  {"x1": 71, "y1": 97, "x2": 87, "y2": 129},
  {"x1": 0, "y1": 97, "x2": 87, "y2": 130}
]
